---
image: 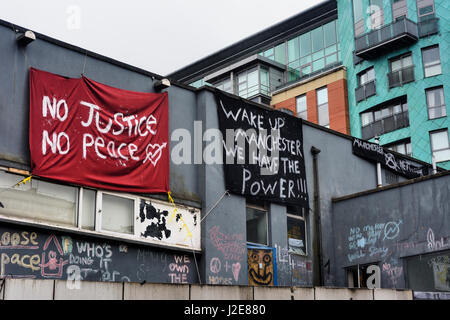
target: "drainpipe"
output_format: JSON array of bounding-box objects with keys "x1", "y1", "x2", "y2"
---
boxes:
[
  {"x1": 374, "y1": 136, "x2": 382, "y2": 188},
  {"x1": 311, "y1": 146, "x2": 323, "y2": 287},
  {"x1": 432, "y1": 155, "x2": 437, "y2": 175}
]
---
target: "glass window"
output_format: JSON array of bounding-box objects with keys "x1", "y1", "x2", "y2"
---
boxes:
[
  {"x1": 353, "y1": 0, "x2": 364, "y2": 22},
  {"x1": 430, "y1": 130, "x2": 450, "y2": 163},
  {"x1": 215, "y1": 78, "x2": 232, "y2": 94},
  {"x1": 369, "y1": 0, "x2": 385, "y2": 29},
  {"x1": 359, "y1": 67, "x2": 375, "y2": 86},
  {"x1": 246, "y1": 204, "x2": 268, "y2": 245},
  {"x1": 81, "y1": 188, "x2": 96, "y2": 230},
  {"x1": 422, "y1": 46, "x2": 442, "y2": 78},
  {"x1": 385, "y1": 139, "x2": 412, "y2": 156},
  {"x1": 296, "y1": 94, "x2": 307, "y2": 120},
  {"x1": 311, "y1": 27, "x2": 324, "y2": 53},
  {"x1": 324, "y1": 21, "x2": 337, "y2": 47},
  {"x1": 288, "y1": 38, "x2": 299, "y2": 63},
  {"x1": 417, "y1": 0, "x2": 435, "y2": 21},
  {"x1": 361, "y1": 112, "x2": 374, "y2": 126},
  {"x1": 238, "y1": 67, "x2": 259, "y2": 99},
  {"x1": 317, "y1": 87, "x2": 329, "y2": 127},
  {"x1": 0, "y1": 173, "x2": 78, "y2": 227},
  {"x1": 274, "y1": 43, "x2": 286, "y2": 65},
  {"x1": 287, "y1": 214, "x2": 307, "y2": 255},
  {"x1": 263, "y1": 48, "x2": 274, "y2": 58},
  {"x1": 101, "y1": 193, "x2": 134, "y2": 235},
  {"x1": 426, "y1": 87, "x2": 446, "y2": 119},
  {"x1": 317, "y1": 87, "x2": 328, "y2": 106},
  {"x1": 260, "y1": 68, "x2": 270, "y2": 96},
  {"x1": 391, "y1": 53, "x2": 413, "y2": 72},
  {"x1": 300, "y1": 32, "x2": 311, "y2": 57}
]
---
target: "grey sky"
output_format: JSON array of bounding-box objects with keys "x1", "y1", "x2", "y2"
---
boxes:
[{"x1": 0, "y1": 0, "x2": 324, "y2": 76}]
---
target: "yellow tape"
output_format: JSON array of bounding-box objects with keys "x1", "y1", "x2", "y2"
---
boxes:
[
  {"x1": 167, "y1": 191, "x2": 193, "y2": 241},
  {"x1": 15, "y1": 176, "x2": 32, "y2": 187}
]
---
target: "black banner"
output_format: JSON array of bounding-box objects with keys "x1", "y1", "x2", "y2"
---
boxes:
[
  {"x1": 215, "y1": 92, "x2": 308, "y2": 207},
  {"x1": 352, "y1": 138, "x2": 431, "y2": 179}
]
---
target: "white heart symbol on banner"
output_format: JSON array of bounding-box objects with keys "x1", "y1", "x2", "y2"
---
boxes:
[{"x1": 143, "y1": 142, "x2": 167, "y2": 166}]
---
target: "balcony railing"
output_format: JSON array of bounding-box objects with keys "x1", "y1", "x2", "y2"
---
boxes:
[
  {"x1": 361, "y1": 111, "x2": 409, "y2": 140},
  {"x1": 355, "y1": 80, "x2": 376, "y2": 103},
  {"x1": 388, "y1": 65, "x2": 415, "y2": 89},
  {"x1": 418, "y1": 17, "x2": 439, "y2": 38},
  {"x1": 355, "y1": 18, "x2": 418, "y2": 59}
]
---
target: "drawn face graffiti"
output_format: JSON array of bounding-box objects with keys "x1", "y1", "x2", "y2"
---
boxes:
[{"x1": 247, "y1": 249, "x2": 274, "y2": 286}]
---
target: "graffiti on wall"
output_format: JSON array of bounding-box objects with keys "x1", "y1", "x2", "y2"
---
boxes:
[
  {"x1": 247, "y1": 248, "x2": 275, "y2": 286},
  {"x1": 275, "y1": 244, "x2": 312, "y2": 286},
  {"x1": 0, "y1": 226, "x2": 198, "y2": 284},
  {"x1": 347, "y1": 219, "x2": 402, "y2": 263},
  {"x1": 207, "y1": 226, "x2": 245, "y2": 285}
]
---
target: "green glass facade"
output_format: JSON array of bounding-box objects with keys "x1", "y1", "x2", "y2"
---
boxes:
[{"x1": 338, "y1": 0, "x2": 450, "y2": 169}]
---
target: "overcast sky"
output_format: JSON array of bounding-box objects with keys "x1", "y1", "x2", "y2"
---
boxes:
[{"x1": 0, "y1": 0, "x2": 324, "y2": 76}]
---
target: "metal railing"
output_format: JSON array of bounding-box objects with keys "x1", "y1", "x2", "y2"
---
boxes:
[
  {"x1": 388, "y1": 65, "x2": 415, "y2": 88},
  {"x1": 418, "y1": 17, "x2": 439, "y2": 38},
  {"x1": 355, "y1": 18, "x2": 418, "y2": 54},
  {"x1": 361, "y1": 111, "x2": 409, "y2": 140},
  {"x1": 355, "y1": 80, "x2": 376, "y2": 103}
]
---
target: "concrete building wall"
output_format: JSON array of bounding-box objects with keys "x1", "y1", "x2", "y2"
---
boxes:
[
  {"x1": 332, "y1": 172, "x2": 450, "y2": 290},
  {"x1": 0, "y1": 278, "x2": 414, "y2": 300}
]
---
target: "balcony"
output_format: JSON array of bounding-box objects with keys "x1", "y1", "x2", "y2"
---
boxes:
[
  {"x1": 418, "y1": 17, "x2": 439, "y2": 38},
  {"x1": 388, "y1": 65, "x2": 415, "y2": 88},
  {"x1": 355, "y1": 80, "x2": 376, "y2": 103},
  {"x1": 361, "y1": 111, "x2": 409, "y2": 140},
  {"x1": 355, "y1": 18, "x2": 418, "y2": 60}
]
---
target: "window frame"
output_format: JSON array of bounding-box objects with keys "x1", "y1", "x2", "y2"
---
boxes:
[
  {"x1": 426, "y1": 86, "x2": 446, "y2": 120},
  {"x1": 358, "y1": 67, "x2": 375, "y2": 86},
  {"x1": 296, "y1": 94, "x2": 307, "y2": 120},
  {"x1": 246, "y1": 201, "x2": 269, "y2": 246},
  {"x1": 286, "y1": 207, "x2": 307, "y2": 256},
  {"x1": 316, "y1": 86, "x2": 330, "y2": 128},
  {"x1": 430, "y1": 129, "x2": 450, "y2": 163},
  {"x1": 95, "y1": 190, "x2": 138, "y2": 237},
  {"x1": 421, "y1": 45, "x2": 442, "y2": 78}
]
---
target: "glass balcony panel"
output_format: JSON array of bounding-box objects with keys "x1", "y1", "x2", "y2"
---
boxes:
[{"x1": 355, "y1": 18, "x2": 418, "y2": 59}]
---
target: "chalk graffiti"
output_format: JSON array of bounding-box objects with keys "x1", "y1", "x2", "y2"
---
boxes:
[
  {"x1": 382, "y1": 260, "x2": 403, "y2": 287},
  {"x1": 427, "y1": 228, "x2": 450, "y2": 252},
  {"x1": 347, "y1": 220, "x2": 402, "y2": 263},
  {"x1": 209, "y1": 226, "x2": 245, "y2": 261},
  {"x1": 208, "y1": 256, "x2": 241, "y2": 283},
  {"x1": 136, "y1": 249, "x2": 194, "y2": 284},
  {"x1": 40, "y1": 234, "x2": 68, "y2": 278},
  {"x1": 209, "y1": 257, "x2": 221, "y2": 274},
  {"x1": 168, "y1": 255, "x2": 191, "y2": 283},
  {"x1": 275, "y1": 244, "x2": 312, "y2": 285}
]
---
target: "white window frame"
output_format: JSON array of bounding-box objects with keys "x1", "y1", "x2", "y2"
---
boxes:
[
  {"x1": 430, "y1": 129, "x2": 450, "y2": 163},
  {"x1": 95, "y1": 190, "x2": 139, "y2": 238}
]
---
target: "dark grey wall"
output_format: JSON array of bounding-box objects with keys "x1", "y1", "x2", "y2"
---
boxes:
[{"x1": 332, "y1": 172, "x2": 450, "y2": 289}]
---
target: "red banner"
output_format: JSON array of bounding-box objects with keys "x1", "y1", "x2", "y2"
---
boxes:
[{"x1": 29, "y1": 68, "x2": 169, "y2": 193}]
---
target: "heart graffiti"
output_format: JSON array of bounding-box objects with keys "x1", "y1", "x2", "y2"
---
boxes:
[{"x1": 143, "y1": 142, "x2": 167, "y2": 166}]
